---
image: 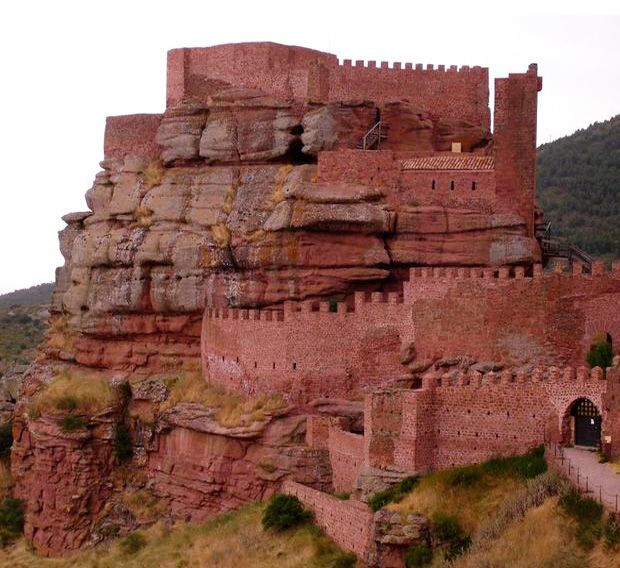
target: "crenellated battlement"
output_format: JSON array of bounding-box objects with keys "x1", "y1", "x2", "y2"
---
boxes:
[
  {"x1": 407, "y1": 261, "x2": 620, "y2": 282},
  {"x1": 420, "y1": 365, "x2": 608, "y2": 390},
  {"x1": 338, "y1": 59, "x2": 486, "y2": 74}
]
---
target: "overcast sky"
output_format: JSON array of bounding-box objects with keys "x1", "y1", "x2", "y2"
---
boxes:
[{"x1": 0, "y1": 1, "x2": 619, "y2": 294}]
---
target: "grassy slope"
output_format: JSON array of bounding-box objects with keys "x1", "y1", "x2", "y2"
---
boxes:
[
  {"x1": 0, "y1": 304, "x2": 47, "y2": 376},
  {"x1": 0, "y1": 503, "x2": 354, "y2": 568},
  {"x1": 537, "y1": 114, "x2": 620, "y2": 260}
]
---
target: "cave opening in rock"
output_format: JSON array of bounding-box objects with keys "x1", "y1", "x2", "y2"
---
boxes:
[{"x1": 283, "y1": 137, "x2": 316, "y2": 164}]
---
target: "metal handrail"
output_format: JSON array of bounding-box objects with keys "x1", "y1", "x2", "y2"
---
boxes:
[{"x1": 362, "y1": 121, "x2": 382, "y2": 150}]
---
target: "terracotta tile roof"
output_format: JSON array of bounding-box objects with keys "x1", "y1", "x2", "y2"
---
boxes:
[{"x1": 401, "y1": 155, "x2": 495, "y2": 171}]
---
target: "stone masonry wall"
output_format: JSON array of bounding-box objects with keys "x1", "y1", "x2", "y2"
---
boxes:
[
  {"x1": 403, "y1": 263, "x2": 620, "y2": 367},
  {"x1": 328, "y1": 426, "x2": 365, "y2": 493},
  {"x1": 283, "y1": 479, "x2": 374, "y2": 559},
  {"x1": 166, "y1": 43, "x2": 490, "y2": 128},
  {"x1": 375, "y1": 366, "x2": 611, "y2": 473},
  {"x1": 201, "y1": 293, "x2": 415, "y2": 403}
]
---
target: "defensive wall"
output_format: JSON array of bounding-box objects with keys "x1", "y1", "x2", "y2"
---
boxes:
[
  {"x1": 282, "y1": 479, "x2": 375, "y2": 559},
  {"x1": 202, "y1": 263, "x2": 620, "y2": 401},
  {"x1": 201, "y1": 292, "x2": 415, "y2": 404},
  {"x1": 403, "y1": 262, "x2": 620, "y2": 367},
  {"x1": 166, "y1": 43, "x2": 490, "y2": 127},
  {"x1": 307, "y1": 366, "x2": 618, "y2": 486}
]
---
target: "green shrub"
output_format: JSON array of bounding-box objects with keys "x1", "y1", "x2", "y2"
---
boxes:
[
  {"x1": 368, "y1": 476, "x2": 419, "y2": 512},
  {"x1": 431, "y1": 512, "x2": 471, "y2": 560},
  {"x1": 334, "y1": 492, "x2": 350, "y2": 500},
  {"x1": 0, "y1": 422, "x2": 13, "y2": 457},
  {"x1": 604, "y1": 514, "x2": 620, "y2": 549},
  {"x1": 0, "y1": 497, "x2": 24, "y2": 546},
  {"x1": 405, "y1": 542, "x2": 433, "y2": 567},
  {"x1": 328, "y1": 298, "x2": 339, "y2": 313},
  {"x1": 55, "y1": 395, "x2": 78, "y2": 412},
  {"x1": 119, "y1": 531, "x2": 146, "y2": 554},
  {"x1": 330, "y1": 551, "x2": 357, "y2": 567},
  {"x1": 114, "y1": 422, "x2": 133, "y2": 463},
  {"x1": 60, "y1": 415, "x2": 88, "y2": 431},
  {"x1": 559, "y1": 488, "x2": 604, "y2": 549},
  {"x1": 481, "y1": 445, "x2": 547, "y2": 479},
  {"x1": 445, "y1": 465, "x2": 482, "y2": 487},
  {"x1": 262, "y1": 494, "x2": 312, "y2": 531},
  {"x1": 587, "y1": 336, "x2": 613, "y2": 369}
]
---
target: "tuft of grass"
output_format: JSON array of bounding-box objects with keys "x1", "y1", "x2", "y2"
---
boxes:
[
  {"x1": 45, "y1": 314, "x2": 74, "y2": 353},
  {"x1": 29, "y1": 368, "x2": 117, "y2": 418},
  {"x1": 334, "y1": 492, "x2": 350, "y2": 501},
  {"x1": 368, "y1": 476, "x2": 419, "y2": 512},
  {"x1": 143, "y1": 160, "x2": 165, "y2": 188},
  {"x1": 211, "y1": 223, "x2": 231, "y2": 248},
  {"x1": 133, "y1": 206, "x2": 154, "y2": 229},
  {"x1": 120, "y1": 532, "x2": 147, "y2": 555},
  {"x1": 163, "y1": 371, "x2": 285, "y2": 427}
]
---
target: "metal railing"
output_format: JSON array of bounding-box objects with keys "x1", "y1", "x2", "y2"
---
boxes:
[
  {"x1": 360, "y1": 121, "x2": 383, "y2": 150},
  {"x1": 546, "y1": 441, "x2": 620, "y2": 515}
]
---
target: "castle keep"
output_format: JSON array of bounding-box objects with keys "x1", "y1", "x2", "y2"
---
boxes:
[{"x1": 12, "y1": 43, "x2": 620, "y2": 563}]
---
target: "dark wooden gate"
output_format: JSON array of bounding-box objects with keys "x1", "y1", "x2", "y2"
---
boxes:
[{"x1": 572, "y1": 399, "x2": 601, "y2": 448}]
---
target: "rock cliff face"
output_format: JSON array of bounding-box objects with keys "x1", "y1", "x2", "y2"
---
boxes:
[{"x1": 11, "y1": 44, "x2": 542, "y2": 556}]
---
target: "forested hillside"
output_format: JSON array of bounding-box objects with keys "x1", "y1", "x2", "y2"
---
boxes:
[{"x1": 537, "y1": 115, "x2": 620, "y2": 260}]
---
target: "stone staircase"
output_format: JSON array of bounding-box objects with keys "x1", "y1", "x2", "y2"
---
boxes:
[{"x1": 356, "y1": 121, "x2": 389, "y2": 150}]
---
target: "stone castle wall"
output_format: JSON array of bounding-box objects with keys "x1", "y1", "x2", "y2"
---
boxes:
[
  {"x1": 201, "y1": 293, "x2": 414, "y2": 403},
  {"x1": 166, "y1": 43, "x2": 490, "y2": 128},
  {"x1": 283, "y1": 479, "x2": 375, "y2": 558},
  {"x1": 403, "y1": 263, "x2": 620, "y2": 367}
]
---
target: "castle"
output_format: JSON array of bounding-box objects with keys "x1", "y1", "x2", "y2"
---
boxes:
[{"x1": 12, "y1": 43, "x2": 620, "y2": 563}]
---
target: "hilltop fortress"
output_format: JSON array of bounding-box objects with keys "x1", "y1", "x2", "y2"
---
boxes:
[{"x1": 11, "y1": 43, "x2": 620, "y2": 564}]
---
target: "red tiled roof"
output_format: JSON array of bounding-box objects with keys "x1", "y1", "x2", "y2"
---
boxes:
[{"x1": 401, "y1": 155, "x2": 495, "y2": 171}]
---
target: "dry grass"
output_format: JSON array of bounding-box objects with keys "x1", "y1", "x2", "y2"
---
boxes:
[
  {"x1": 452, "y1": 498, "x2": 586, "y2": 568},
  {"x1": 120, "y1": 489, "x2": 167, "y2": 521},
  {"x1": 0, "y1": 461, "x2": 13, "y2": 500},
  {"x1": 211, "y1": 223, "x2": 231, "y2": 248},
  {"x1": 606, "y1": 458, "x2": 620, "y2": 475},
  {"x1": 388, "y1": 467, "x2": 524, "y2": 534},
  {"x1": 132, "y1": 206, "x2": 154, "y2": 229},
  {"x1": 29, "y1": 368, "x2": 117, "y2": 418},
  {"x1": 143, "y1": 160, "x2": 165, "y2": 188},
  {"x1": 0, "y1": 503, "x2": 353, "y2": 568},
  {"x1": 163, "y1": 371, "x2": 285, "y2": 427},
  {"x1": 45, "y1": 315, "x2": 74, "y2": 352}
]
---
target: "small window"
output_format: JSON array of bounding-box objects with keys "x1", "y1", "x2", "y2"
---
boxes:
[
  {"x1": 222, "y1": 355, "x2": 224, "y2": 362},
  {"x1": 272, "y1": 362, "x2": 276, "y2": 370},
  {"x1": 293, "y1": 362, "x2": 297, "y2": 370},
  {"x1": 450, "y1": 181, "x2": 455, "y2": 191},
  {"x1": 254, "y1": 361, "x2": 257, "y2": 368},
  {"x1": 431, "y1": 179, "x2": 436, "y2": 189},
  {"x1": 472, "y1": 181, "x2": 477, "y2": 190}
]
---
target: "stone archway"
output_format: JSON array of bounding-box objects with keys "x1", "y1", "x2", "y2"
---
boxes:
[{"x1": 563, "y1": 398, "x2": 602, "y2": 449}]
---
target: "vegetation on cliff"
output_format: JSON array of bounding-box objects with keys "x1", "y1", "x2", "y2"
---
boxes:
[
  {"x1": 0, "y1": 503, "x2": 355, "y2": 567},
  {"x1": 0, "y1": 304, "x2": 47, "y2": 377},
  {"x1": 537, "y1": 114, "x2": 620, "y2": 260}
]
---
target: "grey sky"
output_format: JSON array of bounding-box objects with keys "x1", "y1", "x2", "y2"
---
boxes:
[{"x1": 0, "y1": 1, "x2": 619, "y2": 293}]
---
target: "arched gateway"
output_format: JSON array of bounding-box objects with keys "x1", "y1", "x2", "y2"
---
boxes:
[{"x1": 570, "y1": 398, "x2": 602, "y2": 448}]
